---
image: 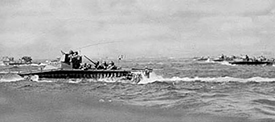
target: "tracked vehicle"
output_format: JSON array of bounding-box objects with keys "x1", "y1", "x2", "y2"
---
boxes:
[{"x1": 18, "y1": 51, "x2": 152, "y2": 83}]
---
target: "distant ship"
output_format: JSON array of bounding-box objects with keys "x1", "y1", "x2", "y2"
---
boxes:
[
  {"x1": 193, "y1": 57, "x2": 209, "y2": 61},
  {"x1": 1, "y1": 56, "x2": 36, "y2": 66},
  {"x1": 229, "y1": 61, "x2": 273, "y2": 65}
]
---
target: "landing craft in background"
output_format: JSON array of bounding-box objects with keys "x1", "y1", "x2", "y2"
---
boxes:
[
  {"x1": 18, "y1": 50, "x2": 153, "y2": 84},
  {"x1": 1, "y1": 56, "x2": 14, "y2": 66},
  {"x1": 193, "y1": 56, "x2": 209, "y2": 61},
  {"x1": 229, "y1": 55, "x2": 274, "y2": 65},
  {"x1": 1, "y1": 56, "x2": 43, "y2": 66},
  {"x1": 196, "y1": 54, "x2": 275, "y2": 66}
]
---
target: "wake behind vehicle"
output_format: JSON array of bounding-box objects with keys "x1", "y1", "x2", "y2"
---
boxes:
[{"x1": 18, "y1": 51, "x2": 152, "y2": 83}]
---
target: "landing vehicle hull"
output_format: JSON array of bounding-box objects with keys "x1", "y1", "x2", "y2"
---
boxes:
[{"x1": 229, "y1": 61, "x2": 273, "y2": 65}]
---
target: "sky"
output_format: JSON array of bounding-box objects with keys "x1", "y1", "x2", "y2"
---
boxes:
[{"x1": 1, "y1": 0, "x2": 275, "y2": 59}]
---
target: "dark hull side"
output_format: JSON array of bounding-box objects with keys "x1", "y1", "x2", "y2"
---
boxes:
[
  {"x1": 213, "y1": 59, "x2": 224, "y2": 62},
  {"x1": 229, "y1": 61, "x2": 273, "y2": 65},
  {"x1": 8, "y1": 62, "x2": 32, "y2": 66},
  {"x1": 18, "y1": 69, "x2": 133, "y2": 79},
  {"x1": 196, "y1": 59, "x2": 208, "y2": 61}
]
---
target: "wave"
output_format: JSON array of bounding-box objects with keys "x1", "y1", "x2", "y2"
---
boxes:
[
  {"x1": 0, "y1": 71, "x2": 20, "y2": 74},
  {"x1": 216, "y1": 61, "x2": 236, "y2": 66},
  {"x1": 2, "y1": 72, "x2": 275, "y2": 84},
  {"x1": 138, "y1": 73, "x2": 275, "y2": 84},
  {"x1": 0, "y1": 74, "x2": 24, "y2": 82},
  {"x1": 204, "y1": 59, "x2": 215, "y2": 63},
  {"x1": 203, "y1": 60, "x2": 236, "y2": 66},
  {"x1": 68, "y1": 79, "x2": 83, "y2": 84}
]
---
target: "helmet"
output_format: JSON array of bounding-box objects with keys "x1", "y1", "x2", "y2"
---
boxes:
[
  {"x1": 109, "y1": 61, "x2": 114, "y2": 65},
  {"x1": 102, "y1": 61, "x2": 107, "y2": 64},
  {"x1": 69, "y1": 50, "x2": 74, "y2": 54}
]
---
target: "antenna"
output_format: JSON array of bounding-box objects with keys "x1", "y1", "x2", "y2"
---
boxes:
[
  {"x1": 74, "y1": 40, "x2": 125, "y2": 51},
  {"x1": 67, "y1": 40, "x2": 126, "y2": 60}
]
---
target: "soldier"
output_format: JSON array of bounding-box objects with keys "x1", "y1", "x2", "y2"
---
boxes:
[
  {"x1": 71, "y1": 51, "x2": 82, "y2": 69},
  {"x1": 96, "y1": 61, "x2": 107, "y2": 70},
  {"x1": 245, "y1": 55, "x2": 250, "y2": 61},
  {"x1": 80, "y1": 63, "x2": 87, "y2": 70},
  {"x1": 144, "y1": 66, "x2": 151, "y2": 78},
  {"x1": 102, "y1": 61, "x2": 108, "y2": 69},
  {"x1": 69, "y1": 50, "x2": 74, "y2": 55},
  {"x1": 107, "y1": 61, "x2": 117, "y2": 70},
  {"x1": 87, "y1": 64, "x2": 92, "y2": 69},
  {"x1": 93, "y1": 61, "x2": 99, "y2": 69},
  {"x1": 80, "y1": 63, "x2": 91, "y2": 70}
]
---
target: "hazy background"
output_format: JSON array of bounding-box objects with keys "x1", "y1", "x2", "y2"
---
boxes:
[{"x1": 1, "y1": 0, "x2": 275, "y2": 59}]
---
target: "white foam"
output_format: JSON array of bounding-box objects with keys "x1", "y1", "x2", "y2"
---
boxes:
[
  {"x1": 36, "y1": 80, "x2": 53, "y2": 83},
  {"x1": 0, "y1": 76, "x2": 24, "y2": 82},
  {"x1": 204, "y1": 60, "x2": 236, "y2": 66},
  {"x1": 30, "y1": 75, "x2": 39, "y2": 82},
  {"x1": 138, "y1": 72, "x2": 164, "y2": 84},
  {"x1": 138, "y1": 73, "x2": 275, "y2": 84},
  {"x1": 0, "y1": 71, "x2": 9, "y2": 73},
  {"x1": 97, "y1": 77, "x2": 132, "y2": 84},
  {"x1": 30, "y1": 64, "x2": 43, "y2": 66},
  {"x1": 67, "y1": 79, "x2": 82, "y2": 83},
  {"x1": 217, "y1": 61, "x2": 236, "y2": 66},
  {"x1": 205, "y1": 59, "x2": 215, "y2": 63},
  {"x1": 81, "y1": 72, "x2": 275, "y2": 84}
]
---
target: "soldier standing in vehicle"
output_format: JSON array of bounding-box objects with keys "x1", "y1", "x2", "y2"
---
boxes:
[
  {"x1": 96, "y1": 61, "x2": 106, "y2": 70},
  {"x1": 71, "y1": 51, "x2": 82, "y2": 69},
  {"x1": 102, "y1": 61, "x2": 108, "y2": 69},
  {"x1": 144, "y1": 66, "x2": 151, "y2": 78},
  {"x1": 107, "y1": 61, "x2": 117, "y2": 70}
]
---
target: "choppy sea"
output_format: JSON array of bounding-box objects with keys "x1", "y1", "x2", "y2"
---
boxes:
[{"x1": 1, "y1": 58, "x2": 275, "y2": 121}]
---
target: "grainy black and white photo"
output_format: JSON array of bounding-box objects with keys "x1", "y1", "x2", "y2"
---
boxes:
[{"x1": 1, "y1": 0, "x2": 275, "y2": 122}]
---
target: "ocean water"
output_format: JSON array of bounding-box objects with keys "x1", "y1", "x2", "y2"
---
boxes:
[{"x1": 1, "y1": 58, "x2": 275, "y2": 121}]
